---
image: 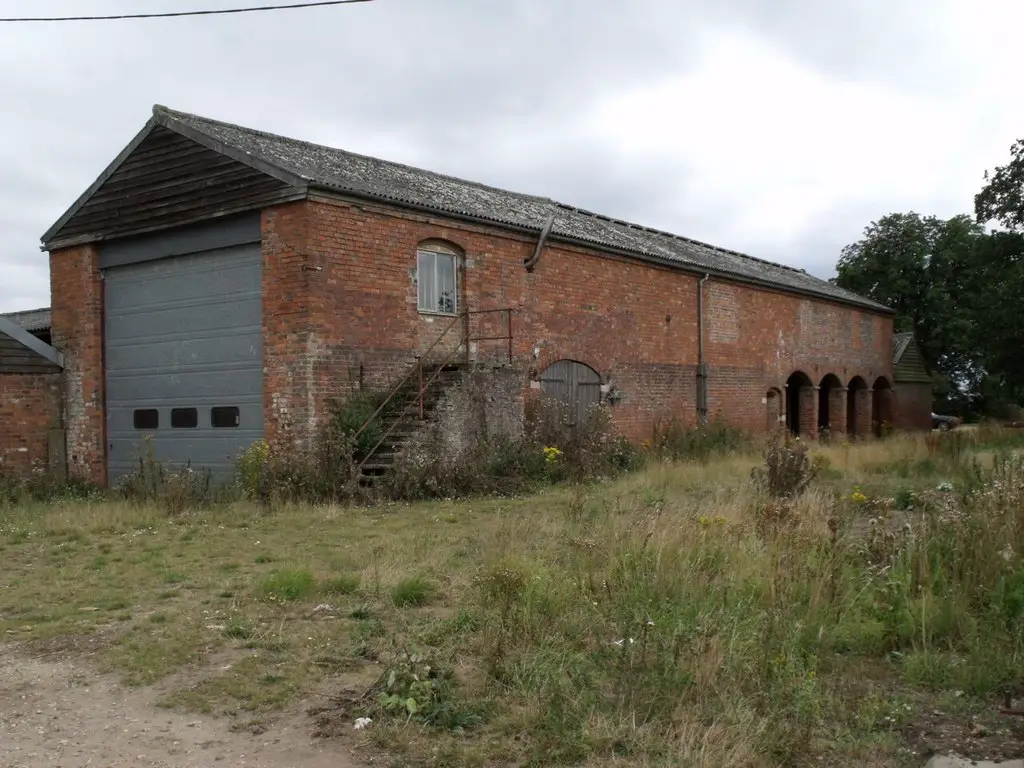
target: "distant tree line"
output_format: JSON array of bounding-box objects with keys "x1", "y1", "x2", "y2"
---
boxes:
[{"x1": 833, "y1": 138, "x2": 1024, "y2": 419}]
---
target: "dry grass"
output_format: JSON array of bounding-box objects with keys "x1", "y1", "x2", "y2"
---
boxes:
[{"x1": 2, "y1": 430, "x2": 1024, "y2": 765}]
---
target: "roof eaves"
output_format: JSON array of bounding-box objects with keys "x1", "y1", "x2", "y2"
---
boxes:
[
  {"x1": 40, "y1": 115, "x2": 161, "y2": 249},
  {"x1": 1, "y1": 307, "x2": 51, "y2": 332},
  {"x1": 0, "y1": 316, "x2": 63, "y2": 367},
  {"x1": 307, "y1": 181, "x2": 894, "y2": 315},
  {"x1": 153, "y1": 105, "x2": 312, "y2": 193}
]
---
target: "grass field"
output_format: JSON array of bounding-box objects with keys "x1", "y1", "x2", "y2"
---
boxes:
[{"x1": 2, "y1": 429, "x2": 1024, "y2": 766}]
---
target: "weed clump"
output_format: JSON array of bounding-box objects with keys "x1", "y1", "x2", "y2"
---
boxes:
[
  {"x1": 751, "y1": 432, "x2": 819, "y2": 499},
  {"x1": 321, "y1": 573, "x2": 361, "y2": 596},
  {"x1": 0, "y1": 467, "x2": 102, "y2": 507},
  {"x1": 259, "y1": 569, "x2": 316, "y2": 601},
  {"x1": 650, "y1": 416, "x2": 750, "y2": 462},
  {"x1": 114, "y1": 436, "x2": 223, "y2": 515},
  {"x1": 384, "y1": 398, "x2": 643, "y2": 501},
  {"x1": 391, "y1": 576, "x2": 435, "y2": 607},
  {"x1": 366, "y1": 650, "x2": 486, "y2": 732}
]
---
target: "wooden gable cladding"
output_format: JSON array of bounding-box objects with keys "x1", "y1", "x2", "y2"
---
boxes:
[
  {"x1": 46, "y1": 125, "x2": 300, "y2": 248},
  {"x1": 0, "y1": 333, "x2": 60, "y2": 374},
  {"x1": 894, "y1": 336, "x2": 932, "y2": 384}
]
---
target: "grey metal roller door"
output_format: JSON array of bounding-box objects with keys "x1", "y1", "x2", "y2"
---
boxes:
[{"x1": 104, "y1": 243, "x2": 263, "y2": 484}]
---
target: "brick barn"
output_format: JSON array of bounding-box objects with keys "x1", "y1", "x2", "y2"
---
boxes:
[
  {"x1": 23, "y1": 105, "x2": 921, "y2": 486},
  {"x1": 0, "y1": 308, "x2": 65, "y2": 476}
]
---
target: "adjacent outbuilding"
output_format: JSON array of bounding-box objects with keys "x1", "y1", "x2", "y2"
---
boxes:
[
  {"x1": 892, "y1": 332, "x2": 934, "y2": 432},
  {"x1": 0, "y1": 309, "x2": 65, "y2": 477}
]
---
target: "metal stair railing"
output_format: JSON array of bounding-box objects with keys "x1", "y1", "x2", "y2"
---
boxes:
[{"x1": 350, "y1": 307, "x2": 516, "y2": 474}]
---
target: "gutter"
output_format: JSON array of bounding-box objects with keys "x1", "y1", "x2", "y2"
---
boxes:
[{"x1": 697, "y1": 273, "x2": 710, "y2": 425}]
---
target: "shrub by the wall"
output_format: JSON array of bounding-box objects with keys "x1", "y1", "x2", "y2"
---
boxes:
[
  {"x1": 651, "y1": 416, "x2": 751, "y2": 462},
  {"x1": 382, "y1": 398, "x2": 642, "y2": 501},
  {"x1": 0, "y1": 466, "x2": 102, "y2": 507}
]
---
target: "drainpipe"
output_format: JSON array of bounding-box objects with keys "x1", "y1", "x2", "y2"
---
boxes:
[
  {"x1": 524, "y1": 213, "x2": 556, "y2": 272},
  {"x1": 697, "y1": 273, "x2": 710, "y2": 424}
]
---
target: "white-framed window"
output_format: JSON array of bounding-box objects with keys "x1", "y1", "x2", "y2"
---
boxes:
[{"x1": 417, "y1": 246, "x2": 458, "y2": 314}]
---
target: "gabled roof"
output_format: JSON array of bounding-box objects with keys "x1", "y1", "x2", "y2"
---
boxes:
[
  {"x1": 892, "y1": 331, "x2": 931, "y2": 384},
  {"x1": 893, "y1": 332, "x2": 914, "y2": 364},
  {"x1": 2, "y1": 307, "x2": 51, "y2": 333},
  {"x1": 42, "y1": 104, "x2": 892, "y2": 314}
]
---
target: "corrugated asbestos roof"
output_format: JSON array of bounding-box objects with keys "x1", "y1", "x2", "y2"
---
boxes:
[
  {"x1": 151, "y1": 106, "x2": 890, "y2": 313},
  {"x1": 1, "y1": 307, "x2": 51, "y2": 333}
]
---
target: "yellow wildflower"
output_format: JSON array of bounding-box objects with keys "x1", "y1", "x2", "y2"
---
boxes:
[{"x1": 542, "y1": 446, "x2": 563, "y2": 464}]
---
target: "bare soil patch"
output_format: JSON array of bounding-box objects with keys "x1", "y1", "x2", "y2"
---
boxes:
[{"x1": 0, "y1": 645, "x2": 360, "y2": 768}]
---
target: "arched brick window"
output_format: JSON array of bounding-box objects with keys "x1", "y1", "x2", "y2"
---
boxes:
[{"x1": 416, "y1": 241, "x2": 460, "y2": 315}]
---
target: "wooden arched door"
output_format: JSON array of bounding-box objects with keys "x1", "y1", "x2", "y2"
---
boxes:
[{"x1": 538, "y1": 359, "x2": 601, "y2": 425}]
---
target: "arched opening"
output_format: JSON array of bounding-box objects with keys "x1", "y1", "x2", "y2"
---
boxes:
[
  {"x1": 766, "y1": 388, "x2": 783, "y2": 433},
  {"x1": 818, "y1": 373, "x2": 843, "y2": 436},
  {"x1": 872, "y1": 376, "x2": 894, "y2": 436},
  {"x1": 785, "y1": 371, "x2": 813, "y2": 436},
  {"x1": 416, "y1": 240, "x2": 463, "y2": 315},
  {"x1": 538, "y1": 359, "x2": 602, "y2": 426},
  {"x1": 847, "y1": 376, "x2": 868, "y2": 438}
]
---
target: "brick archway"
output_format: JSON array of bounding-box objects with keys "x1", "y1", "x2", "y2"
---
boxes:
[
  {"x1": 847, "y1": 376, "x2": 870, "y2": 438},
  {"x1": 872, "y1": 376, "x2": 894, "y2": 435},
  {"x1": 533, "y1": 346, "x2": 612, "y2": 384},
  {"x1": 818, "y1": 373, "x2": 845, "y2": 437},
  {"x1": 785, "y1": 371, "x2": 815, "y2": 437}
]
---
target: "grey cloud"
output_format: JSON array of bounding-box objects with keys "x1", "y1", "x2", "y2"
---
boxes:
[
  {"x1": 0, "y1": 0, "x2": 970, "y2": 312},
  {"x1": 705, "y1": 0, "x2": 956, "y2": 94}
]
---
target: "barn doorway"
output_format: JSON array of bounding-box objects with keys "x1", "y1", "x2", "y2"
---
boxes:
[
  {"x1": 103, "y1": 226, "x2": 263, "y2": 486},
  {"x1": 818, "y1": 374, "x2": 842, "y2": 436},
  {"x1": 847, "y1": 376, "x2": 867, "y2": 437},
  {"x1": 785, "y1": 371, "x2": 812, "y2": 435},
  {"x1": 872, "y1": 376, "x2": 894, "y2": 436},
  {"x1": 538, "y1": 359, "x2": 602, "y2": 426}
]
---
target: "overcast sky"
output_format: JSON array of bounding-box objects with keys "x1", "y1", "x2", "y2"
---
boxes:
[{"x1": 1, "y1": 0, "x2": 1021, "y2": 312}]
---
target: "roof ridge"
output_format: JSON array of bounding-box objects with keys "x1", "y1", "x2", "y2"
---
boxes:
[
  {"x1": 553, "y1": 202, "x2": 808, "y2": 276},
  {"x1": 155, "y1": 104, "x2": 560, "y2": 209},
  {"x1": 147, "y1": 105, "x2": 889, "y2": 313},
  {"x1": 158, "y1": 105, "x2": 815, "y2": 280}
]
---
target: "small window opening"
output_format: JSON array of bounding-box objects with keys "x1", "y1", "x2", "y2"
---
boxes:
[
  {"x1": 417, "y1": 248, "x2": 458, "y2": 314},
  {"x1": 133, "y1": 409, "x2": 159, "y2": 430},
  {"x1": 170, "y1": 407, "x2": 199, "y2": 429},
  {"x1": 211, "y1": 406, "x2": 240, "y2": 428}
]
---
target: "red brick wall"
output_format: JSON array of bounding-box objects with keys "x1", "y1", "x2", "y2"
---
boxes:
[
  {"x1": 259, "y1": 196, "x2": 895, "y2": 446},
  {"x1": 49, "y1": 195, "x2": 900, "y2": 481},
  {"x1": 702, "y1": 280, "x2": 893, "y2": 435},
  {"x1": 0, "y1": 372, "x2": 61, "y2": 474},
  {"x1": 894, "y1": 382, "x2": 932, "y2": 431},
  {"x1": 49, "y1": 244, "x2": 105, "y2": 484},
  {"x1": 261, "y1": 202, "x2": 319, "y2": 449}
]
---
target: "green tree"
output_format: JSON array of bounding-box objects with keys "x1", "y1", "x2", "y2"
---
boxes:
[
  {"x1": 965, "y1": 230, "x2": 1024, "y2": 408},
  {"x1": 976, "y1": 138, "x2": 1024, "y2": 231},
  {"x1": 834, "y1": 212, "x2": 984, "y2": 406}
]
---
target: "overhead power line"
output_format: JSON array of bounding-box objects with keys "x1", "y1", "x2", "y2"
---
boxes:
[{"x1": 0, "y1": 0, "x2": 373, "y2": 23}]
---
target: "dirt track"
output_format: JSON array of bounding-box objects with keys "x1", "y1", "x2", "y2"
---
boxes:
[{"x1": 0, "y1": 647, "x2": 359, "y2": 768}]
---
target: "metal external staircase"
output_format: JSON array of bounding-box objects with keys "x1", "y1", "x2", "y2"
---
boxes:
[{"x1": 350, "y1": 308, "x2": 514, "y2": 485}]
